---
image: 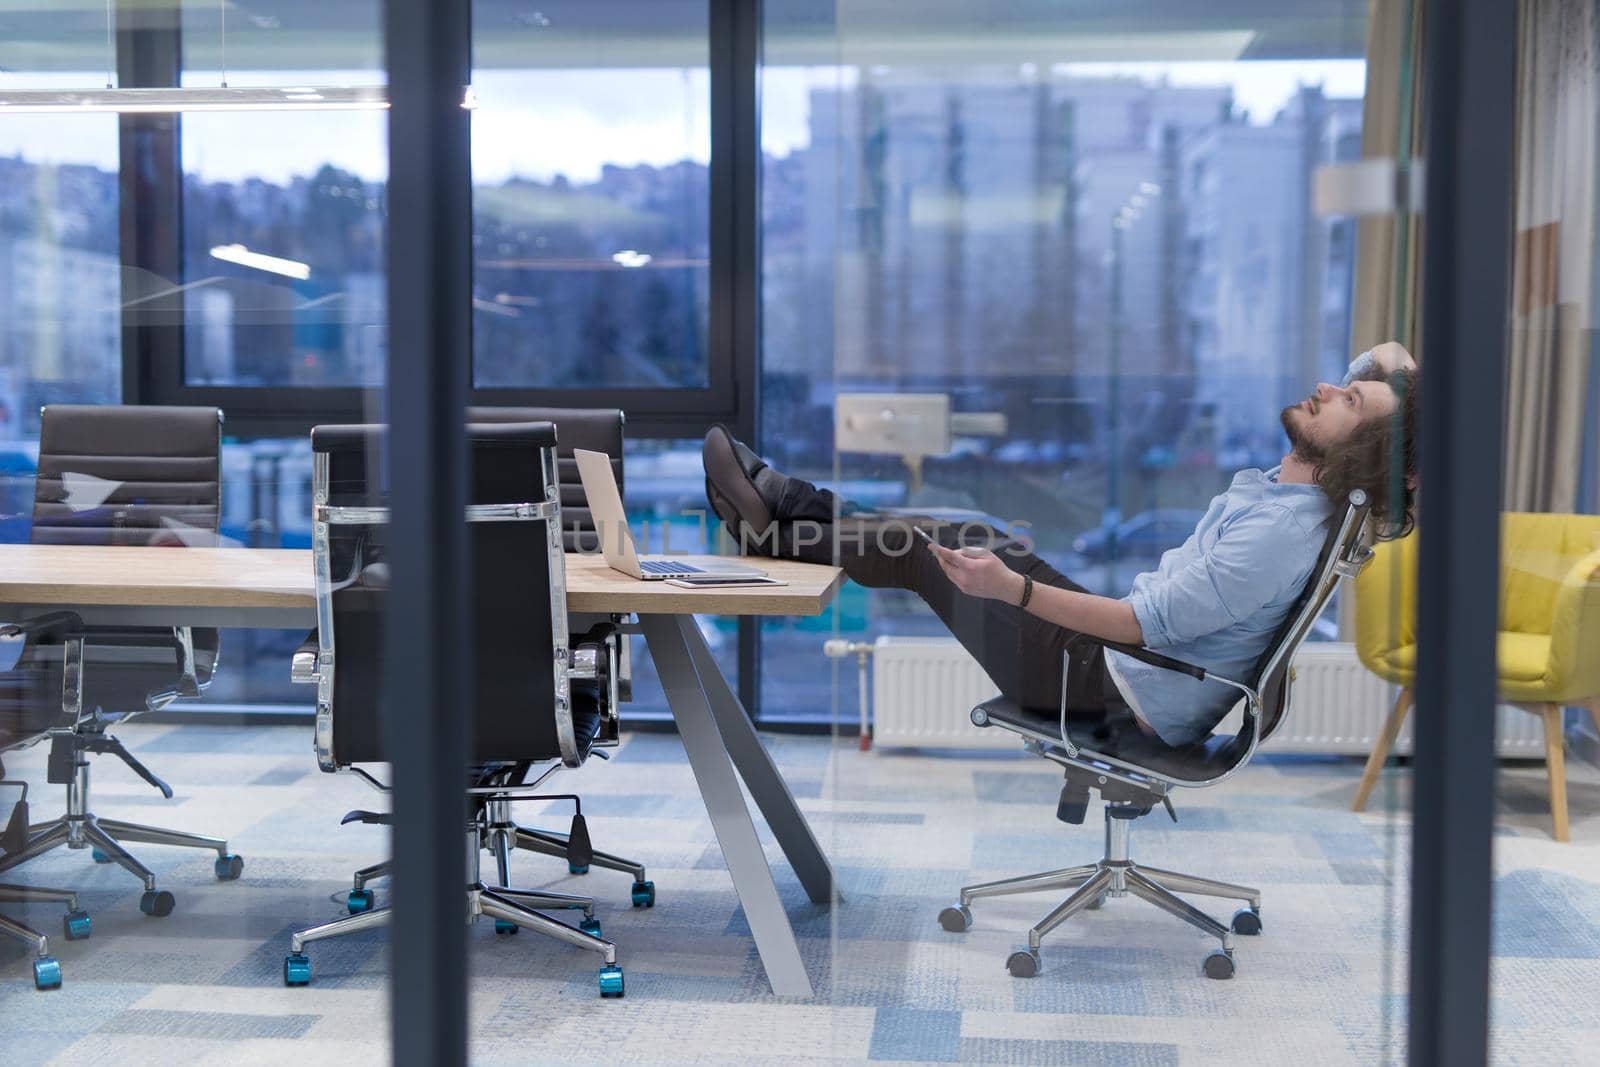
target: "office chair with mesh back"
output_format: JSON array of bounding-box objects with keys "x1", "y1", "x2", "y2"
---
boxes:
[
  {"x1": 284, "y1": 420, "x2": 634, "y2": 997},
  {"x1": 940, "y1": 491, "x2": 1373, "y2": 980},
  {"x1": 3, "y1": 406, "x2": 241, "y2": 919},
  {"x1": 1, "y1": 614, "x2": 95, "y2": 990}
]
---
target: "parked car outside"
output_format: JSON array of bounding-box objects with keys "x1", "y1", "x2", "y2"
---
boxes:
[{"x1": 1071, "y1": 508, "x2": 1205, "y2": 563}]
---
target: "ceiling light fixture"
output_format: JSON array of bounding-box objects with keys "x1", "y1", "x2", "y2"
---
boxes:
[
  {"x1": 0, "y1": 85, "x2": 476, "y2": 114},
  {"x1": 210, "y1": 243, "x2": 311, "y2": 281}
]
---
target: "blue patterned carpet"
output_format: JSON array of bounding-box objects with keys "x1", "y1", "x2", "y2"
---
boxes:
[{"x1": 3, "y1": 722, "x2": 1599, "y2": 1065}]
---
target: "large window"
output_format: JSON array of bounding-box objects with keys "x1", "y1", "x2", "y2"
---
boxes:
[
  {"x1": 0, "y1": 5, "x2": 1375, "y2": 725},
  {"x1": 0, "y1": 79, "x2": 121, "y2": 540},
  {"x1": 176, "y1": 2, "x2": 386, "y2": 390},
  {"x1": 759, "y1": 4, "x2": 1369, "y2": 721},
  {"x1": 471, "y1": 65, "x2": 711, "y2": 390},
  {"x1": 179, "y1": 107, "x2": 387, "y2": 389}
]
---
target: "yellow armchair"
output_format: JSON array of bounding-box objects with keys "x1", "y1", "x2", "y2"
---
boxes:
[{"x1": 1350, "y1": 513, "x2": 1600, "y2": 841}]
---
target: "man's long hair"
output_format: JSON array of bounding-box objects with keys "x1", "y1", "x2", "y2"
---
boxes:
[{"x1": 1312, "y1": 368, "x2": 1420, "y2": 540}]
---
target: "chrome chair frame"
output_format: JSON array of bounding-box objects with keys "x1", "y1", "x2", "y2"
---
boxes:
[
  {"x1": 3, "y1": 634, "x2": 234, "y2": 915},
  {"x1": 13, "y1": 408, "x2": 238, "y2": 905},
  {"x1": 3, "y1": 778, "x2": 90, "y2": 990},
  {"x1": 945, "y1": 491, "x2": 1374, "y2": 980},
  {"x1": 286, "y1": 432, "x2": 636, "y2": 996}
]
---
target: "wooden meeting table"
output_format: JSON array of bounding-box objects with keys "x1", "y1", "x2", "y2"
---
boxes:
[{"x1": 0, "y1": 544, "x2": 844, "y2": 997}]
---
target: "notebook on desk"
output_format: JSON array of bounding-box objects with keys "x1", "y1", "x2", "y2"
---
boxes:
[{"x1": 574, "y1": 449, "x2": 766, "y2": 581}]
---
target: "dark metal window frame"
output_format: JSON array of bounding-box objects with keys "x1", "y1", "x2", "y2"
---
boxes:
[
  {"x1": 107, "y1": 7, "x2": 1513, "y2": 1061},
  {"x1": 117, "y1": 0, "x2": 768, "y2": 715},
  {"x1": 1408, "y1": 2, "x2": 1514, "y2": 1064},
  {"x1": 119, "y1": 1, "x2": 760, "y2": 446}
]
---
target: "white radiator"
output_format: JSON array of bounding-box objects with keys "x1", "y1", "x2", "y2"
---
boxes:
[
  {"x1": 868, "y1": 637, "x2": 1548, "y2": 757},
  {"x1": 869, "y1": 637, "x2": 1012, "y2": 749}
]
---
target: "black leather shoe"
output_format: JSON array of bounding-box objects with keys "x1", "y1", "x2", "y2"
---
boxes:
[{"x1": 703, "y1": 424, "x2": 775, "y2": 539}]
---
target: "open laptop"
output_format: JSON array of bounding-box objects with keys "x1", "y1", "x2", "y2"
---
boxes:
[{"x1": 574, "y1": 448, "x2": 767, "y2": 580}]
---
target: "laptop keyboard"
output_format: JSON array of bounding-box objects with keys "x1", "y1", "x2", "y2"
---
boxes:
[{"x1": 640, "y1": 559, "x2": 704, "y2": 575}]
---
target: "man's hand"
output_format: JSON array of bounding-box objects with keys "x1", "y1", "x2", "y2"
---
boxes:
[
  {"x1": 1370, "y1": 341, "x2": 1416, "y2": 376},
  {"x1": 928, "y1": 543, "x2": 1025, "y2": 604}
]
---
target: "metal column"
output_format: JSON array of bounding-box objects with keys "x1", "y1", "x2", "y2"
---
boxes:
[
  {"x1": 1409, "y1": 2, "x2": 1516, "y2": 1065},
  {"x1": 384, "y1": 0, "x2": 473, "y2": 1063}
]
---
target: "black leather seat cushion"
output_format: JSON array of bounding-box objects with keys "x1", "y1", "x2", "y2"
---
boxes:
[{"x1": 979, "y1": 696, "x2": 1251, "y2": 784}]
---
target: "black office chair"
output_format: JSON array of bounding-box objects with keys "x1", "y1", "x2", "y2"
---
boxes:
[
  {"x1": 1, "y1": 613, "x2": 96, "y2": 991},
  {"x1": 463, "y1": 407, "x2": 643, "y2": 879},
  {"x1": 940, "y1": 491, "x2": 1374, "y2": 980},
  {"x1": 284, "y1": 421, "x2": 633, "y2": 997},
  {"x1": 297, "y1": 407, "x2": 644, "y2": 906},
  {"x1": 2, "y1": 406, "x2": 242, "y2": 918},
  {"x1": 468, "y1": 406, "x2": 626, "y2": 553}
]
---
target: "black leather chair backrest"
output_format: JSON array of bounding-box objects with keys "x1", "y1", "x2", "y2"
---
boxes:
[
  {"x1": 1249, "y1": 501, "x2": 1364, "y2": 744},
  {"x1": 31, "y1": 405, "x2": 222, "y2": 545},
  {"x1": 467, "y1": 407, "x2": 623, "y2": 551},
  {"x1": 311, "y1": 421, "x2": 564, "y2": 766},
  {"x1": 29, "y1": 406, "x2": 222, "y2": 714}
]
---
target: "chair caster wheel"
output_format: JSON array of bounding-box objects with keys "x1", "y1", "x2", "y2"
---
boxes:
[
  {"x1": 598, "y1": 964, "x2": 625, "y2": 998},
  {"x1": 214, "y1": 854, "x2": 244, "y2": 881},
  {"x1": 33, "y1": 956, "x2": 62, "y2": 990},
  {"x1": 62, "y1": 910, "x2": 92, "y2": 941},
  {"x1": 1203, "y1": 949, "x2": 1236, "y2": 980},
  {"x1": 90, "y1": 847, "x2": 113, "y2": 864},
  {"x1": 347, "y1": 888, "x2": 375, "y2": 914},
  {"x1": 494, "y1": 919, "x2": 519, "y2": 935},
  {"x1": 284, "y1": 954, "x2": 311, "y2": 986},
  {"x1": 938, "y1": 905, "x2": 972, "y2": 933},
  {"x1": 1086, "y1": 892, "x2": 1108, "y2": 911},
  {"x1": 569, "y1": 863, "x2": 589, "y2": 875},
  {"x1": 580, "y1": 916, "x2": 603, "y2": 938},
  {"x1": 1006, "y1": 949, "x2": 1041, "y2": 978},
  {"x1": 630, "y1": 880, "x2": 655, "y2": 908},
  {"x1": 139, "y1": 890, "x2": 175, "y2": 917},
  {"x1": 1231, "y1": 907, "x2": 1262, "y2": 936}
]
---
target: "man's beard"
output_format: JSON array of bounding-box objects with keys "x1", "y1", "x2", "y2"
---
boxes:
[{"x1": 1280, "y1": 404, "x2": 1328, "y2": 466}]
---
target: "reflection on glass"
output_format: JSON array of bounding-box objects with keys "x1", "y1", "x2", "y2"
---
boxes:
[
  {"x1": 0, "y1": 101, "x2": 122, "y2": 540},
  {"x1": 615, "y1": 438, "x2": 739, "y2": 715},
  {"x1": 470, "y1": 58, "x2": 711, "y2": 389},
  {"x1": 761, "y1": 32, "x2": 1368, "y2": 721},
  {"x1": 180, "y1": 101, "x2": 387, "y2": 387},
  {"x1": 0, "y1": 106, "x2": 122, "y2": 434}
]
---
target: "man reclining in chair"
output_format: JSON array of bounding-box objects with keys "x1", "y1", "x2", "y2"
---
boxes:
[{"x1": 704, "y1": 343, "x2": 1421, "y2": 748}]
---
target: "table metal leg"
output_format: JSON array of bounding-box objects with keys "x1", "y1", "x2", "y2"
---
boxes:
[
  {"x1": 677, "y1": 614, "x2": 838, "y2": 905},
  {"x1": 638, "y1": 613, "x2": 814, "y2": 998}
]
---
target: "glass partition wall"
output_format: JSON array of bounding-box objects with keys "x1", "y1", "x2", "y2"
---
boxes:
[
  {"x1": 0, "y1": 0, "x2": 402, "y2": 1044},
  {"x1": 1487, "y1": 1, "x2": 1600, "y2": 1061},
  {"x1": 791, "y1": 2, "x2": 1433, "y2": 1061},
  {"x1": 0, "y1": 0, "x2": 1566, "y2": 1063}
]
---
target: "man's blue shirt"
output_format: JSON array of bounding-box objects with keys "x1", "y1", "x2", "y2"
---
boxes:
[{"x1": 1104, "y1": 467, "x2": 1333, "y2": 746}]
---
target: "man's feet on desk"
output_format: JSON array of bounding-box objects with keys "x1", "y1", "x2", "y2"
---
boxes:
[{"x1": 703, "y1": 425, "x2": 785, "y2": 540}]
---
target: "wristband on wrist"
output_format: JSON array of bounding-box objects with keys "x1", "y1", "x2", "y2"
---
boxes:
[{"x1": 1019, "y1": 573, "x2": 1034, "y2": 609}]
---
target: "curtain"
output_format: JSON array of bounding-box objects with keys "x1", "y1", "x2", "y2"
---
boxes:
[
  {"x1": 1350, "y1": 0, "x2": 1426, "y2": 360},
  {"x1": 1502, "y1": 0, "x2": 1599, "y2": 515},
  {"x1": 1343, "y1": 0, "x2": 1425, "y2": 640}
]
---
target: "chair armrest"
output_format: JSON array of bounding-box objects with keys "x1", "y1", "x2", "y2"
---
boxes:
[
  {"x1": 569, "y1": 622, "x2": 621, "y2": 745},
  {"x1": 0, "y1": 611, "x2": 85, "y2": 644},
  {"x1": 1065, "y1": 632, "x2": 1208, "y2": 681},
  {"x1": 291, "y1": 631, "x2": 320, "y2": 685},
  {"x1": 1547, "y1": 545, "x2": 1600, "y2": 700},
  {"x1": 569, "y1": 623, "x2": 618, "y2": 678}
]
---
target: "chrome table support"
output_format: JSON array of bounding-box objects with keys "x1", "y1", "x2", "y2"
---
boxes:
[{"x1": 640, "y1": 613, "x2": 820, "y2": 998}]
